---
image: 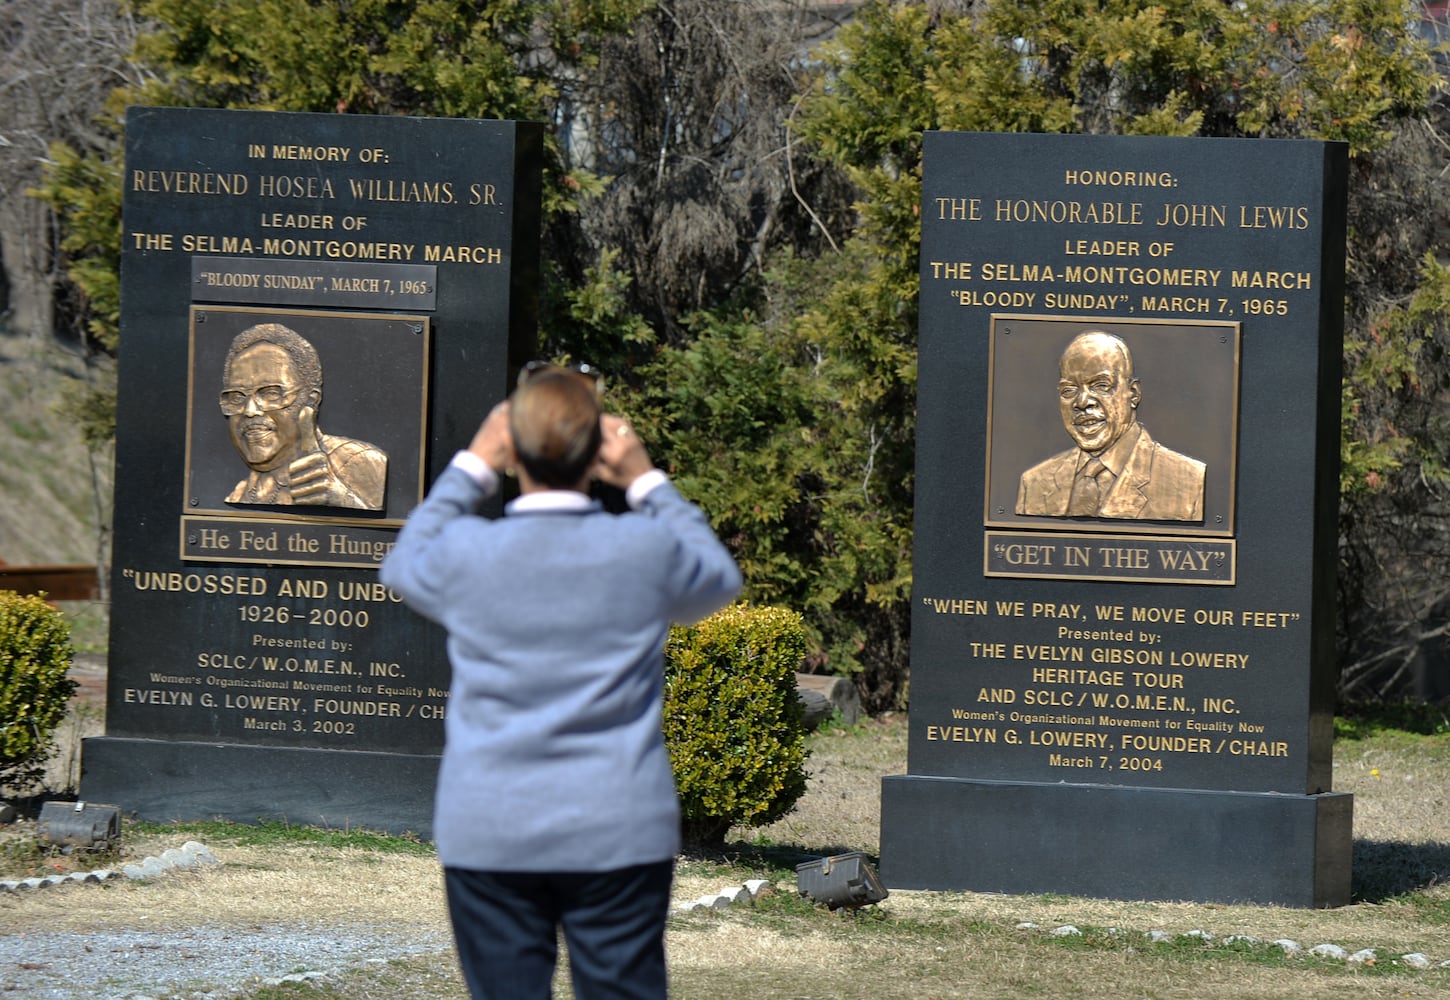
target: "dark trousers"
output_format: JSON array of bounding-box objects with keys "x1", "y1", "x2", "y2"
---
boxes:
[{"x1": 443, "y1": 861, "x2": 674, "y2": 1000}]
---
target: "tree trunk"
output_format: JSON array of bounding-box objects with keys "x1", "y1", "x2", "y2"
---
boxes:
[{"x1": 0, "y1": 191, "x2": 55, "y2": 340}]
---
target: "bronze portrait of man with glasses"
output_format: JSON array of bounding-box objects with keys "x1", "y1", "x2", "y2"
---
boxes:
[{"x1": 220, "y1": 322, "x2": 388, "y2": 509}]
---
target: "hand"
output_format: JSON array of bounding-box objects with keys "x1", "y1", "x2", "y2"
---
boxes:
[
  {"x1": 289, "y1": 449, "x2": 356, "y2": 506},
  {"x1": 288, "y1": 407, "x2": 361, "y2": 506},
  {"x1": 595, "y1": 414, "x2": 654, "y2": 489},
  {"x1": 468, "y1": 401, "x2": 515, "y2": 473}
]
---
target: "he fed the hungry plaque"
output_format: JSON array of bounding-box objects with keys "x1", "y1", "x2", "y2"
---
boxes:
[
  {"x1": 184, "y1": 304, "x2": 428, "y2": 529},
  {"x1": 90, "y1": 107, "x2": 542, "y2": 835}
]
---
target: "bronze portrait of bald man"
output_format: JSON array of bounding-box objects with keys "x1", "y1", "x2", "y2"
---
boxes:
[
  {"x1": 1016, "y1": 330, "x2": 1205, "y2": 521},
  {"x1": 220, "y1": 323, "x2": 388, "y2": 510}
]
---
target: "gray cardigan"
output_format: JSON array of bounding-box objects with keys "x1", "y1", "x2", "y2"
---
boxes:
[{"x1": 380, "y1": 460, "x2": 741, "y2": 871}]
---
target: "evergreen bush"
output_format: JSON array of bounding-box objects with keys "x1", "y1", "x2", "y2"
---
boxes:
[
  {"x1": 0, "y1": 592, "x2": 76, "y2": 794},
  {"x1": 664, "y1": 604, "x2": 809, "y2": 847}
]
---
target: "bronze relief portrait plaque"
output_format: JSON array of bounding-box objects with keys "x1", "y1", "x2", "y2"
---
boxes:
[
  {"x1": 984, "y1": 314, "x2": 1239, "y2": 538},
  {"x1": 183, "y1": 305, "x2": 429, "y2": 525},
  {"x1": 218, "y1": 322, "x2": 388, "y2": 510}
]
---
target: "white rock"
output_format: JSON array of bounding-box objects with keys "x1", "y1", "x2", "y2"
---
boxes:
[
  {"x1": 1309, "y1": 943, "x2": 1348, "y2": 960},
  {"x1": 1051, "y1": 925, "x2": 1081, "y2": 937},
  {"x1": 1273, "y1": 939, "x2": 1302, "y2": 954},
  {"x1": 1400, "y1": 953, "x2": 1431, "y2": 969},
  {"x1": 1015, "y1": 921, "x2": 1039, "y2": 930},
  {"x1": 720, "y1": 885, "x2": 753, "y2": 905},
  {"x1": 1184, "y1": 929, "x2": 1213, "y2": 941},
  {"x1": 182, "y1": 841, "x2": 220, "y2": 866},
  {"x1": 1222, "y1": 935, "x2": 1259, "y2": 946},
  {"x1": 1347, "y1": 948, "x2": 1376, "y2": 965},
  {"x1": 1148, "y1": 930, "x2": 1173, "y2": 943}
]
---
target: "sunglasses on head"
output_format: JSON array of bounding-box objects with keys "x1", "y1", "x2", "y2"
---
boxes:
[{"x1": 517, "y1": 360, "x2": 604, "y2": 395}]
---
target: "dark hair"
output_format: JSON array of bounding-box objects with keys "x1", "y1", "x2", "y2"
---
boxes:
[
  {"x1": 509, "y1": 370, "x2": 602, "y2": 489},
  {"x1": 224, "y1": 323, "x2": 323, "y2": 395}
]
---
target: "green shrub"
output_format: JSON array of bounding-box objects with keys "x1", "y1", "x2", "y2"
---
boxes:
[
  {"x1": 664, "y1": 604, "x2": 810, "y2": 847},
  {"x1": 0, "y1": 592, "x2": 77, "y2": 793}
]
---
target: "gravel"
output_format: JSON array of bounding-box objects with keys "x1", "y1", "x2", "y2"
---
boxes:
[
  {"x1": 1, "y1": 838, "x2": 454, "y2": 999},
  {"x1": 1, "y1": 921, "x2": 453, "y2": 998}
]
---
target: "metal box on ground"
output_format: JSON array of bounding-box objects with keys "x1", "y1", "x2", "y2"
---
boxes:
[
  {"x1": 795, "y1": 851, "x2": 888, "y2": 910},
  {"x1": 37, "y1": 800, "x2": 121, "y2": 850}
]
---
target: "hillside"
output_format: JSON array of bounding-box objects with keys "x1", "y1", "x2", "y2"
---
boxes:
[{"x1": 0, "y1": 331, "x2": 112, "y2": 567}]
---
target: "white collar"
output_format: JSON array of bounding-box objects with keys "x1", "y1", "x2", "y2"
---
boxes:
[{"x1": 506, "y1": 490, "x2": 597, "y2": 514}]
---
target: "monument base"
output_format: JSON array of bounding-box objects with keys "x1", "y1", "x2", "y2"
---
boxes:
[
  {"x1": 880, "y1": 775, "x2": 1351, "y2": 907},
  {"x1": 81, "y1": 737, "x2": 439, "y2": 837}
]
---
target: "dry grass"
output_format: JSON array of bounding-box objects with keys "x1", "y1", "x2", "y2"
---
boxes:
[
  {"x1": 0, "y1": 332, "x2": 112, "y2": 566},
  {"x1": 5, "y1": 714, "x2": 1450, "y2": 999},
  {"x1": 724, "y1": 713, "x2": 908, "y2": 857},
  {"x1": 663, "y1": 716, "x2": 1450, "y2": 999},
  {"x1": 0, "y1": 841, "x2": 448, "y2": 933}
]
